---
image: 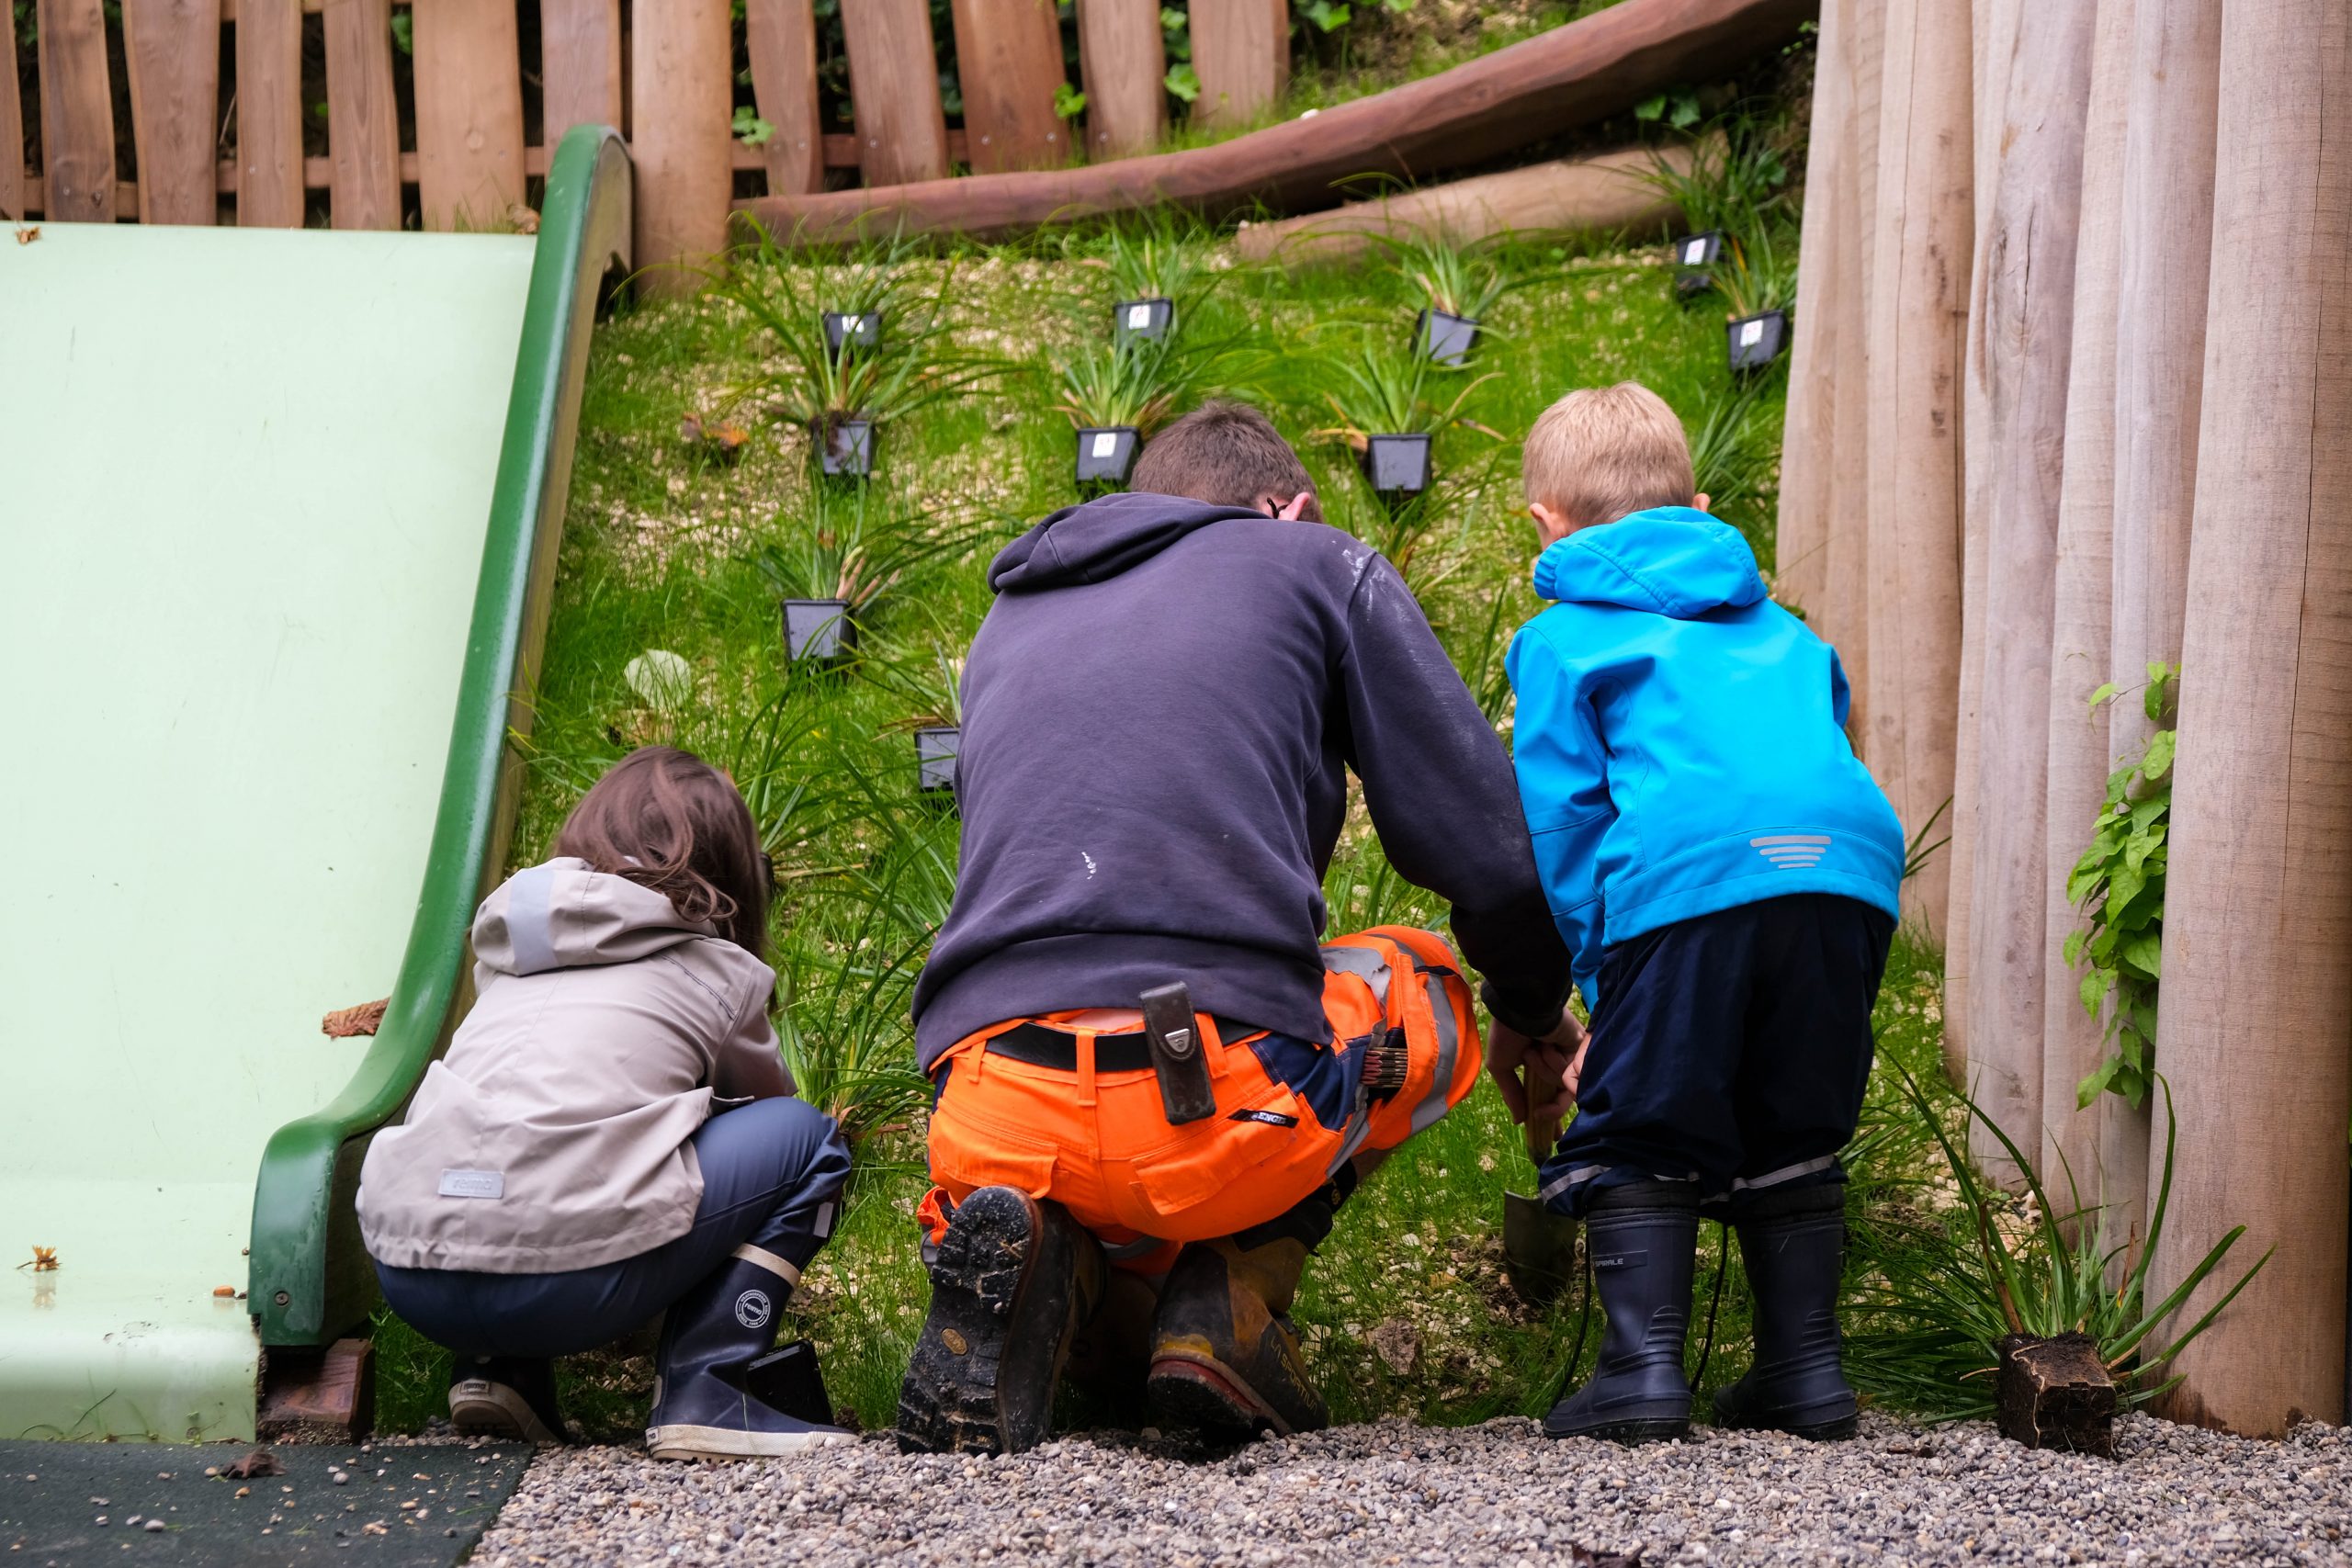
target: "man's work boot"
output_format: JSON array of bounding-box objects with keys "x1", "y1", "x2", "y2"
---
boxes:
[
  {"x1": 1543, "y1": 1180, "x2": 1699, "y2": 1444},
  {"x1": 1713, "y1": 1182, "x2": 1859, "y2": 1440},
  {"x1": 898, "y1": 1186, "x2": 1104, "y2": 1455},
  {"x1": 646, "y1": 1247, "x2": 854, "y2": 1460},
  {"x1": 448, "y1": 1356, "x2": 566, "y2": 1444},
  {"x1": 1147, "y1": 1232, "x2": 1328, "y2": 1437}
]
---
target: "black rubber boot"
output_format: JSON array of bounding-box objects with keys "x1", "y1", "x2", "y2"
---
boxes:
[
  {"x1": 448, "y1": 1357, "x2": 566, "y2": 1444},
  {"x1": 1543, "y1": 1181, "x2": 1699, "y2": 1443},
  {"x1": 1145, "y1": 1178, "x2": 1345, "y2": 1438},
  {"x1": 898, "y1": 1186, "x2": 1104, "y2": 1455},
  {"x1": 1713, "y1": 1182, "x2": 1859, "y2": 1440},
  {"x1": 646, "y1": 1248, "x2": 854, "y2": 1459}
]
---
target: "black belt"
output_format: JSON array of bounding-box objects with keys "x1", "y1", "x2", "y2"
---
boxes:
[{"x1": 986, "y1": 1018, "x2": 1261, "y2": 1074}]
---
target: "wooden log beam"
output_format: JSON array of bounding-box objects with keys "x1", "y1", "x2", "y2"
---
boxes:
[
  {"x1": 741, "y1": 0, "x2": 1818, "y2": 242},
  {"x1": 1860, "y1": 0, "x2": 1968, "y2": 938},
  {"x1": 2153, "y1": 0, "x2": 2352, "y2": 1437},
  {"x1": 2040, "y1": 0, "x2": 2133, "y2": 1201},
  {"x1": 1962, "y1": 0, "x2": 2098, "y2": 1186},
  {"x1": 1230, "y1": 144, "x2": 1687, "y2": 265},
  {"x1": 2100, "y1": 0, "x2": 2222, "y2": 1244}
]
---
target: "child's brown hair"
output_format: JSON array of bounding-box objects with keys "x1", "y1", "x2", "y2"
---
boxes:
[
  {"x1": 1522, "y1": 381, "x2": 1696, "y2": 529},
  {"x1": 555, "y1": 747, "x2": 771, "y2": 959}
]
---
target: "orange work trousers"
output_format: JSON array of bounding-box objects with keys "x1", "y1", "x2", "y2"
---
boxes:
[{"x1": 917, "y1": 926, "x2": 1482, "y2": 1274}]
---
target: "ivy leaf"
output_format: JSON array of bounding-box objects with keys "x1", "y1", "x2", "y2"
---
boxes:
[
  {"x1": 1164, "y1": 62, "x2": 1201, "y2": 102},
  {"x1": 2141, "y1": 728, "x2": 2176, "y2": 781},
  {"x1": 2076, "y1": 1057, "x2": 2120, "y2": 1109},
  {"x1": 731, "y1": 106, "x2": 775, "y2": 146},
  {"x1": 2079, "y1": 965, "x2": 2114, "y2": 1019},
  {"x1": 2118, "y1": 927, "x2": 2163, "y2": 981},
  {"x1": 1634, "y1": 92, "x2": 1668, "y2": 123},
  {"x1": 2087, "y1": 681, "x2": 2121, "y2": 711},
  {"x1": 2107, "y1": 862, "x2": 2147, "y2": 919},
  {"x1": 1053, "y1": 82, "x2": 1088, "y2": 120},
  {"x1": 2062, "y1": 929, "x2": 2086, "y2": 967},
  {"x1": 390, "y1": 10, "x2": 412, "y2": 53},
  {"x1": 1669, "y1": 91, "x2": 1703, "y2": 130},
  {"x1": 1303, "y1": 0, "x2": 1351, "y2": 29}
]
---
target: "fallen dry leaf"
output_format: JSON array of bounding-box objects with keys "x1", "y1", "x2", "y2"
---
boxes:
[
  {"x1": 14, "y1": 226, "x2": 38, "y2": 244},
  {"x1": 18, "y1": 1247, "x2": 56, "y2": 1272},
  {"x1": 211, "y1": 1286, "x2": 237, "y2": 1298},
  {"x1": 322, "y1": 998, "x2": 389, "y2": 1038},
  {"x1": 1367, "y1": 1317, "x2": 1422, "y2": 1376},
  {"x1": 223, "y1": 1449, "x2": 284, "y2": 1480}
]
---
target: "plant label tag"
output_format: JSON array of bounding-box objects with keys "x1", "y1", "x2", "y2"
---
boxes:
[
  {"x1": 1685, "y1": 239, "x2": 1707, "y2": 265},
  {"x1": 841, "y1": 314, "x2": 862, "y2": 331},
  {"x1": 1126, "y1": 304, "x2": 1151, "y2": 329},
  {"x1": 1091, "y1": 432, "x2": 1118, "y2": 457},
  {"x1": 1739, "y1": 319, "x2": 1765, "y2": 347}
]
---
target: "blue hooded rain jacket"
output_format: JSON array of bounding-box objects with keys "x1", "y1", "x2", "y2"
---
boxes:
[{"x1": 1506, "y1": 508, "x2": 1905, "y2": 1009}]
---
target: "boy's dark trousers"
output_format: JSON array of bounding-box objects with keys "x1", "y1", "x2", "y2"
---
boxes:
[{"x1": 1538, "y1": 893, "x2": 1894, "y2": 1218}]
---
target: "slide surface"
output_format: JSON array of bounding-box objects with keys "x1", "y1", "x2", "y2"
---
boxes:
[{"x1": 0, "y1": 129, "x2": 629, "y2": 1442}]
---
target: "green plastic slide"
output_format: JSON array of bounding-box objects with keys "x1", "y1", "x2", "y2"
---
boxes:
[{"x1": 0, "y1": 128, "x2": 631, "y2": 1443}]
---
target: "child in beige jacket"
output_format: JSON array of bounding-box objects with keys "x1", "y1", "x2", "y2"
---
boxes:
[{"x1": 358, "y1": 747, "x2": 851, "y2": 1459}]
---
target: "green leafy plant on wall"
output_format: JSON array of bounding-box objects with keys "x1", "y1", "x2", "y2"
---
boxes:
[{"x1": 2064, "y1": 662, "x2": 2178, "y2": 1109}]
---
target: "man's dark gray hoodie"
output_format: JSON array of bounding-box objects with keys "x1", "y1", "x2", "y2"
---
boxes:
[{"x1": 910, "y1": 491, "x2": 1572, "y2": 1071}]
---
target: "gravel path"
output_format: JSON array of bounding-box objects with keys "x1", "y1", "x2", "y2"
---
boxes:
[{"x1": 470, "y1": 1412, "x2": 2351, "y2": 1566}]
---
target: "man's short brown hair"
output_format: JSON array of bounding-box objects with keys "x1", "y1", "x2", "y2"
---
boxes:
[
  {"x1": 1130, "y1": 400, "x2": 1320, "y2": 520},
  {"x1": 1522, "y1": 381, "x2": 1696, "y2": 528}
]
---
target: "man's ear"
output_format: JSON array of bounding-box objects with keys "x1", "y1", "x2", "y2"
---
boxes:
[{"x1": 1276, "y1": 491, "x2": 1317, "y2": 523}]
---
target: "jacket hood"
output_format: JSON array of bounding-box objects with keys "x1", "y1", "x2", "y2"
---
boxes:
[
  {"x1": 989, "y1": 491, "x2": 1267, "y2": 592},
  {"x1": 471, "y1": 857, "x2": 717, "y2": 976},
  {"x1": 1531, "y1": 509, "x2": 1767, "y2": 618}
]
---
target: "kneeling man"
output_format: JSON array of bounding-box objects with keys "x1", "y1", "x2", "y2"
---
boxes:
[{"x1": 899, "y1": 403, "x2": 1577, "y2": 1454}]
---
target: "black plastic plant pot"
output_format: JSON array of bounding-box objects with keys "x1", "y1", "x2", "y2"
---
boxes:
[
  {"x1": 1114, "y1": 297, "x2": 1175, "y2": 344},
  {"x1": 1727, "y1": 310, "x2": 1790, "y2": 373},
  {"x1": 1360, "y1": 433, "x2": 1432, "y2": 500},
  {"x1": 781, "y1": 598, "x2": 855, "y2": 662},
  {"x1": 1075, "y1": 425, "x2": 1141, "y2": 485},
  {"x1": 818, "y1": 419, "x2": 875, "y2": 477},
  {"x1": 914, "y1": 726, "x2": 961, "y2": 795},
  {"x1": 1416, "y1": 308, "x2": 1481, "y2": 367},
  {"x1": 1674, "y1": 231, "x2": 1724, "y2": 303},
  {"x1": 821, "y1": 310, "x2": 881, "y2": 359}
]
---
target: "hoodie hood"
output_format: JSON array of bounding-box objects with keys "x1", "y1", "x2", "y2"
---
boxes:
[
  {"x1": 471, "y1": 857, "x2": 717, "y2": 977},
  {"x1": 989, "y1": 491, "x2": 1267, "y2": 593},
  {"x1": 1531, "y1": 508, "x2": 1767, "y2": 618}
]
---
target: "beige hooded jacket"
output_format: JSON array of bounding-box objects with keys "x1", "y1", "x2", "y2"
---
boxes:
[{"x1": 356, "y1": 857, "x2": 794, "y2": 1273}]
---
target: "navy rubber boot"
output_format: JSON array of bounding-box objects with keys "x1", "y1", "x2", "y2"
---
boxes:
[
  {"x1": 448, "y1": 1356, "x2": 566, "y2": 1444},
  {"x1": 646, "y1": 1246, "x2": 854, "y2": 1460},
  {"x1": 1543, "y1": 1181, "x2": 1699, "y2": 1443},
  {"x1": 1713, "y1": 1182, "x2": 1859, "y2": 1440}
]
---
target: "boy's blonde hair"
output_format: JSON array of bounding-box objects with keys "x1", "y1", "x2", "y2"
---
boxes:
[{"x1": 1522, "y1": 381, "x2": 1696, "y2": 528}]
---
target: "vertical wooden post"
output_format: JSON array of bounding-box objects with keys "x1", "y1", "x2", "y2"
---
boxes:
[
  {"x1": 1862, "y1": 0, "x2": 1970, "y2": 938},
  {"x1": 1190, "y1": 0, "x2": 1286, "y2": 131},
  {"x1": 323, "y1": 0, "x2": 401, "y2": 230},
  {"x1": 37, "y1": 0, "x2": 118, "y2": 223},
  {"x1": 841, "y1": 0, "x2": 951, "y2": 186},
  {"x1": 542, "y1": 0, "x2": 625, "y2": 144},
  {"x1": 235, "y1": 0, "x2": 305, "y2": 226},
  {"x1": 2102, "y1": 0, "x2": 2222, "y2": 1241},
  {"x1": 1076, "y1": 0, "x2": 1166, "y2": 160},
  {"x1": 0, "y1": 3, "x2": 21, "y2": 220},
  {"x1": 2152, "y1": 0, "x2": 2352, "y2": 1438},
  {"x1": 412, "y1": 0, "x2": 526, "y2": 231},
  {"x1": 632, "y1": 0, "x2": 733, "y2": 291},
  {"x1": 950, "y1": 0, "x2": 1071, "y2": 173},
  {"x1": 1776, "y1": 0, "x2": 1860, "y2": 637},
  {"x1": 1821, "y1": 0, "x2": 1884, "y2": 759},
  {"x1": 2040, "y1": 0, "x2": 2134, "y2": 1201},
  {"x1": 1946, "y1": 0, "x2": 2028, "y2": 1084},
  {"x1": 1962, "y1": 0, "x2": 2098, "y2": 1184},
  {"x1": 747, "y1": 0, "x2": 824, "y2": 197},
  {"x1": 122, "y1": 0, "x2": 221, "y2": 225}
]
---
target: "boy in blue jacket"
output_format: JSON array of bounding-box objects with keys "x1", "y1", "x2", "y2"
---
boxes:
[{"x1": 1498, "y1": 382, "x2": 1905, "y2": 1445}]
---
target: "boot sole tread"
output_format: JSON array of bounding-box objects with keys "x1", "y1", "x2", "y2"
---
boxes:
[
  {"x1": 899, "y1": 1189, "x2": 1079, "y2": 1457},
  {"x1": 1145, "y1": 1354, "x2": 1291, "y2": 1438}
]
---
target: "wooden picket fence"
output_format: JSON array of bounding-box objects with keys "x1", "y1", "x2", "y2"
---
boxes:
[{"x1": 1, "y1": 0, "x2": 1286, "y2": 276}]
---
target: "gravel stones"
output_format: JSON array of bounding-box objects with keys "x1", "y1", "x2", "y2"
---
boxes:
[{"x1": 470, "y1": 1412, "x2": 2352, "y2": 1566}]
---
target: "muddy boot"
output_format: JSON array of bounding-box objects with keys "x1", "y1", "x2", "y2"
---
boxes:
[
  {"x1": 1543, "y1": 1181, "x2": 1698, "y2": 1444},
  {"x1": 1146, "y1": 1178, "x2": 1349, "y2": 1438},
  {"x1": 898, "y1": 1186, "x2": 1104, "y2": 1455},
  {"x1": 1713, "y1": 1183, "x2": 1858, "y2": 1440},
  {"x1": 646, "y1": 1248, "x2": 854, "y2": 1460},
  {"x1": 448, "y1": 1357, "x2": 566, "y2": 1444}
]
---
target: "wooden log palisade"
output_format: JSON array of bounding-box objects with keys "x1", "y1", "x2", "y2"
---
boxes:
[
  {"x1": 1788, "y1": 0, "x2": 2352, "y2": 1431},
  {"x1": 6, "y1": 0, "x2": 1817, "y2": 294}
]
